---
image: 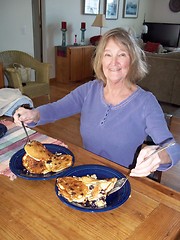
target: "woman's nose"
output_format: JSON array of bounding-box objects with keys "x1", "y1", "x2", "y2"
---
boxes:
[{"x1": 111, "y1": 56, "x2": 119, "y2": 65}]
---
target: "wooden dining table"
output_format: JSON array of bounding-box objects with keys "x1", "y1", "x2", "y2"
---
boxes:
[{"x1": 0, "y1": 124, "x2": 180, "y2": 240}]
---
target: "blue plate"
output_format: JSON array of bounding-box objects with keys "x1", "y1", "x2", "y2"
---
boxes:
[
  {"x1": 0, "y1": 123, "x2": 7, "y2": 138},
  {"x1": 9, "y1": 144, "x2": 75, "y2": 180},
  {"x1": 55, "y1": 164, "x2": 131, "y2": 212}
]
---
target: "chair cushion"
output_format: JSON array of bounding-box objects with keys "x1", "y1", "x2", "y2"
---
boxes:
[
  {"x1": 22, "y1": 82, "x2": 49, "y2": 98},
  {"x1": 6, "y1": 66, "x2": 36, "y2": 83}
]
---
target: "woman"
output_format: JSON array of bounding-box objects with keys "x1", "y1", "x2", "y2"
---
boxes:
[{"x1": 13, "y1": 28, "x2": 180, "y2": 177}]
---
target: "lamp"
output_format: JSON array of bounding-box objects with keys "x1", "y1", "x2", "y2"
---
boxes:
[
  {"x1": 142, "y1": 24, "x2": 148, "y2": 34},
  {"x1": 92, "y1": 14, "x2": 106, "y2": 35},
  {"x1": 142, "y1": 14, "x2": 148, "y2": 34}
]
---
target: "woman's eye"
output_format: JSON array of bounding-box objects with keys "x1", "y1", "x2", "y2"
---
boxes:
[
  {"x1": 118, "y1": 53, "x2": 126, "y2": 57},
  {"x1": 104, "y1": 53, "x2": 111, "y2": 57}
]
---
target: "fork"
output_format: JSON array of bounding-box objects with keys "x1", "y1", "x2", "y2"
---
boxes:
[
  {"x1": 18, "y1": 114, "x2": 31, "y2": 143},
  {"x1": 143, "y1": 140, "x2": 176, "y2": 161},
  {"x1": 108, "y1": 140, "x2": 176, "y2": 195},
  {"x1": 108, "y1": 177, "x2": 128, "y2": 195}
]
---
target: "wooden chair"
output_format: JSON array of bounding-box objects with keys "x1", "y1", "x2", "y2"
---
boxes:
[{"x1": 0, "y1": 50, "x2": 50, "y2": 100}]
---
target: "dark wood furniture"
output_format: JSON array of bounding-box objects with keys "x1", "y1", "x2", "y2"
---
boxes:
[{"x1": 55, "y1": 45, "x2": 95, "y2": 83}]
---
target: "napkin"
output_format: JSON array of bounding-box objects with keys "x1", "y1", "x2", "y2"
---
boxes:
[{"x1": 0, "y1": 119, "x2": 67, "y2": 180}]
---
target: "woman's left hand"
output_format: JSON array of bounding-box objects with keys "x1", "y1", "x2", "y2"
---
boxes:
[{"x1": 130, "y1": 145, "x2": 161, "y2": 177}]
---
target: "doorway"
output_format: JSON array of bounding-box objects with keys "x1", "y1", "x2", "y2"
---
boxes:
[{"x1": 32, "y1": 0, "x2": 43, "y2": 61}]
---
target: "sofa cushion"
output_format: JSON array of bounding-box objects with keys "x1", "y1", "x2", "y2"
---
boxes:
[
  {"x1": 138, "y1": 56, "x2": 177, "y2": 103},
  {"x1": 145, "y1": 51, "x2": 180, "y2": 59},
  {"x1": 139, "y1": 52, "x2": 180, "y2": 107},
  {"x1": 144, "y1": 41, "x2": 160, "y2": 53}
]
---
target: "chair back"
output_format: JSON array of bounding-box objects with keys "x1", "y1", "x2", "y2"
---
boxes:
[{"x1": 0, "y1": 50, "x2": 50, "y2": 100}]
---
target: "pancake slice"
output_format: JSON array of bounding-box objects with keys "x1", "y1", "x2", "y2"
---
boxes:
[
  {"x1": 22, "y1": 153, "x2": 49, "y2": 174},
  {"x1": 23, "y1": 141, "x2": 73, "y2": 174},
  {"x1": 56, "y1": 176, "x2": 89, "y2": 203},
  {"x1": 24, "y1": 140, "x2": 53, "y2": 161},
  {"x1": 45, "y1": 154, "x2": 73, "y2": 172},
  {"x1": 56, "y1": 175, "x2": 117, "y2": 208}
]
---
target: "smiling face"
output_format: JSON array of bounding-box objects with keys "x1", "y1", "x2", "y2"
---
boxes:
[{"x1": 102, "y1": 38, "x2": 131, "y2": 85}]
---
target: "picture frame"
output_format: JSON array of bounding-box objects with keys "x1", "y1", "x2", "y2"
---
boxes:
[
  {"x1": 84, "y1": 0, "x2": 100, "y2": 15},
  {"x1": 105, "y1": 0, "x2": 119, "y2": 20},
  {"x1": 123, "y1": 0, "x2": 139, "y2": 18}
]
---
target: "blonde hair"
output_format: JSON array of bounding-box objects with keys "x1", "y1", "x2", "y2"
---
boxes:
[{"x1": 92, "y1": 27, "x2": 148, "y2": 84}]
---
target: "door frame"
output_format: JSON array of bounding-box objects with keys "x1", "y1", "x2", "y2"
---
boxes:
[{"x1": 32, "y1": 0, "x2": 44, "y2": 61}]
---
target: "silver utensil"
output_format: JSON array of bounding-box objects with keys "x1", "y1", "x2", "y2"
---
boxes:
[
  {"x1": 108, "y1": 140, "x2": 176, "y2": 195},
  {"x1": 144, "y1": 140, "x2": 176, "y2": 161},
  {"x1": 18, "y1": 114, "x2": 30, "y2": 142},
  {"x1": 108, "y1": 178, "x2": 128, "y2": 195}
]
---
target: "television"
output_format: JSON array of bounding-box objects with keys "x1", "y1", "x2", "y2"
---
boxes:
[{"x1": 142, "y1": 22, "x2": 180, "y2": 48}]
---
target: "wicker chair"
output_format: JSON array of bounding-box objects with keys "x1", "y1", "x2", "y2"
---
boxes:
[{"x1": 0, "y1": 50, "x2": 50, "y2": 100}]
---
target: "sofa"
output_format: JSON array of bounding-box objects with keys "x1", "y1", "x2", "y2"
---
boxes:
[{"x1": 138, "y1": 51, "x2": 180, "y2": 117}]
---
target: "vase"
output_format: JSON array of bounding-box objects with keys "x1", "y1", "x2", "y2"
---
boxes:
[{"x1": 80, "y1": 28, "x2": 86, "y2": 45}]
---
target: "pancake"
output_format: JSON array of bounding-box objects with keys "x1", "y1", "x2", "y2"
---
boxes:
[
  {"x1": 56, "y1": 176, "x2": 89, "y2": 203},
  {"x1": 24, "y1": 140, "x2": 53, "y2": 161},
  {"x1": 45, "y1": 154, "x2": 73, "y2": 172},
  {"x1": 56, "y1": 175, "x2": 117, "y2": 208},
  {"x1": 22, "y1": 153, "x2": 49, "y2": 174},
  {"x1": 23, "y1": 140, "x2": 73, "y2": 174}
]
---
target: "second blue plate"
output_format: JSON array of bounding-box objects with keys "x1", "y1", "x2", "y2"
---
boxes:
[{"x1": 55, "y1": 164, "x2": 131, "y2": 212}]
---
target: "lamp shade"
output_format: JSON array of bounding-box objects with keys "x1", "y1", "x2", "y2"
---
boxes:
[
  {"x1": 92, "y1": 14, "x2": 106, "y2": 35},
  {"x1": 92, "y1": 14, "x2": 106, "y2": 28}
]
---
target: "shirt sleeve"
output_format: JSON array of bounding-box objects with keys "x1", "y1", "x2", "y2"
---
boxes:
[
  {"x1": 32, "y1": 80, "x2": 95, "y2": 126},
  {"x1": 143, "y1": 93, "x2": 180, "y2": 170}
]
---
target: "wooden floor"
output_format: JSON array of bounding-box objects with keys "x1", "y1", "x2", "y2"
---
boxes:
[{"x1": 33, "y1": 79, "x2": 180, "y2": 192}]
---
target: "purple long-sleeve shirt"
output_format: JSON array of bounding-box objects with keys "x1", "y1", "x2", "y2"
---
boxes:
[{"x1": 34, "y1": 80, "x2": 179, "y2": 170}]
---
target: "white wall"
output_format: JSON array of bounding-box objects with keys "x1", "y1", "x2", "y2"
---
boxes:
[
  {"x1": 0, "y1": 0, "x2": 180, "y2": 78},
  {"x1": 44, "y1": 0, "x2": 149, "y2": 77},
  {"x1": 147, "y1": 0, "x2": 180, "y2": 23},
  {"x1": 0, "y1": 0, "x2": 34, "y2": 56}
]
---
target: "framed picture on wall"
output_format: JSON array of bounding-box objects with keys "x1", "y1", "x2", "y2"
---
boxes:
[
  {"x1": 123, "y1": 0, "x2": 139, "y2": 18},
  {"x1": 84, "y1": 0, "x2": 100, "y2": 15},
  {"x1": 105, "y1": 0, "x2": 119, "y2": 20}
]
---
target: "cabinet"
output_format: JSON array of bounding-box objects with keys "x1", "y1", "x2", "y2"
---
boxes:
[{"x1": 55, "y1": 45, "x2": 95, "y2": 83}]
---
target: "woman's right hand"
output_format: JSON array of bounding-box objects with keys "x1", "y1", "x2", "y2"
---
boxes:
[{"x1": 13, "y1": 107, "x2": 40, "y2": 126}]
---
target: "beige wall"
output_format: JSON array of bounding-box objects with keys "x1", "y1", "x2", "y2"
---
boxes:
[
  {"x1": 0, "y1": 0, "x2": 34, "y2": 56},
  {"x1": 44, "y1": 0, "x2": 148, "y2": 76},
  {"x1": 147, "y1": 0, "x2": 180, "y2": 23},
  {"x1": 0, "y1": 0, "x2": 179, "y2": 78}
]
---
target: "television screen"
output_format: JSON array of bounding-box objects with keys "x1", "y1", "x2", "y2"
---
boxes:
[{"x1": 142, "y1": 22, "x2": 180, "y2": 48}]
